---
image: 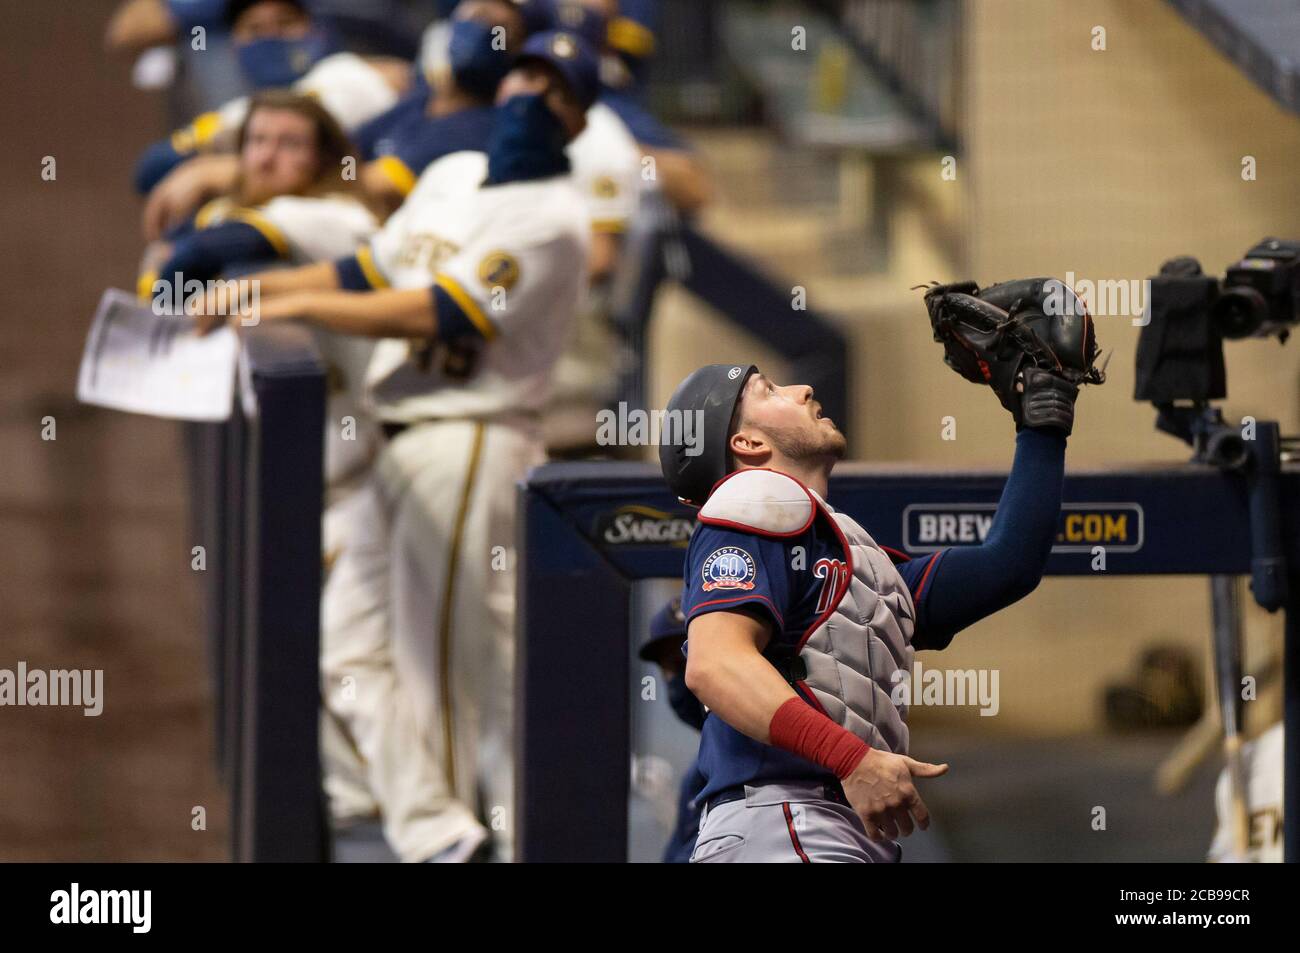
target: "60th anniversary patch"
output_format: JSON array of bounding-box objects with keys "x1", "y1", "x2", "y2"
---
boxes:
[{"x1": 701, "y1": 546, "x2": 757, "y2": 591}]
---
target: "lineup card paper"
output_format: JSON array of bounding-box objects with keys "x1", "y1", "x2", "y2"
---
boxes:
[{"x1": 76, "y1": 289, "x2": 237, "y2": 422}]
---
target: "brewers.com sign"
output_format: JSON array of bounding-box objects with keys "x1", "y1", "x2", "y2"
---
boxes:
[{"x1": 903, "y1": 503, "x2": 1143, "y2": 553}]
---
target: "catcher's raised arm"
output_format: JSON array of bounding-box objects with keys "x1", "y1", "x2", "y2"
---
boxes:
[{"x1": 901, "y1": 277, "x2": 1106, "y2": 650}]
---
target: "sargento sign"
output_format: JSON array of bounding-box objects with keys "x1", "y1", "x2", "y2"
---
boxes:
[
  {"x1": 902, "y1": 503, "x2": 1143, "y2": 553},
  {"x1": 595, "y1": 505, "x2": 694, "y2": 547}
]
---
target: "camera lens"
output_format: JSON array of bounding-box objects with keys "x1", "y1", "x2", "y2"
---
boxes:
[
  {"x1": 1212, "y1": 286, "x2": 1269, "y2": 339},
  {"x1": 1205, "y1": 430, "x2": 1248, "y2": 470}
]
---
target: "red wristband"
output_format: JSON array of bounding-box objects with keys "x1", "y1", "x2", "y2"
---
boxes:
[{"x1": 768, "y1": 697, "x2": 871, "y2": 779}]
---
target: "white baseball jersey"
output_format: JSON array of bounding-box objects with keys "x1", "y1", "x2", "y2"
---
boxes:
[
  {"x1": 175, "y1": 52, "x2": 400, "y2": 151},
  {"x1": 316, "y1": 330, "x2": 383, "y2": 490},
  {"x1": 568, "y1": 101, "x2": 642, "y2": 233},
  {"x1": 1208, "y1": 722, "x2": 1284, "y2": 863},
  {"x1": 356, "y1": 151, "x2": 590, "y2": 422},
  {"x1": 193, "y1": 192, "x2": 377, "y2": 264},
  {"x1": 187, "y1": 192, "x2": 380, "y2": 488}
]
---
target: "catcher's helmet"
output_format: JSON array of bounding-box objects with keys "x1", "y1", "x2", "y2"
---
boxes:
[{"x1": 658, "y1": 363, "x2": 757, "y2": 506}]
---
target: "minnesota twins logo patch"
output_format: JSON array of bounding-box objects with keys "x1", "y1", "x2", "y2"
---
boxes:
[{"x1": 701, "y1": 547, "x2": 756, "y2": 592}]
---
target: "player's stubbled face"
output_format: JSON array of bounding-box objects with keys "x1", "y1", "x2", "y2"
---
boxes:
[
  {"x1": 239, "y1": 108, "x2": 320, "y2": 204},
  {"x1": 233, "y1": 1, "x2": 312, "y2": 42},
  {"x1": 736, "y1": 373, "x2": 847, "y2": 462}
]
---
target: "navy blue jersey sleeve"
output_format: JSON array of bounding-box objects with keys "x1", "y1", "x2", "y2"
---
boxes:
[
  {"x1": 157, "y1": 221, "x2": 279, "y2": 286},
  {"x1": 682, "y1": 524, "x2": 792, "y2": 633},
  {"x1": 352, "y1": 82, "x2": 429, "y2": 160},
  {"x1": 134, "y1": 139, "x2": 188, "y2": 194},
  {"x1": 390, "y1": 106, "x2": 496, "y2": 179},
  {"x1": 167, "y1": 0, "x2": 227, "y2": 30},
  {"x1": 909, "y1": 427, "x2": 1066, "y2": 650},
  {"x1": 892, "y1": 550, "x2": 945, "y2": 632}
]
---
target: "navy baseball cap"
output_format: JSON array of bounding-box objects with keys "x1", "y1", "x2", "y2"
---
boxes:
[
  {"x1": 226, "y1": 0, "x2": 309, "y2": 28},
  {"x1": 547, "y1": 0, "x2": 609, "y2": 50},
  {"x1": 514, "y1": 0, "x2": 558, "y2": 35},
  {"x1": 638, "y1": 597, "x2": 687, "y2": 662},
  {"x1": 516, "y1": 29, "x2": 600, "y2": 110}
]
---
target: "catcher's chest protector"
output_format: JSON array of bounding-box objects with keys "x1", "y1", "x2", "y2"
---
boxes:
[
  {"x1": 699, "y1": 471, "x2": 917, "y2": 754},
  {"x1": 803, "y1": 501, "x2": 917, "y2": 755}
]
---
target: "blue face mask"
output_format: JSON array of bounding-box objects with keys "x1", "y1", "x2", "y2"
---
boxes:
[
  {"x1": 448, "y1": 19, "x2": 513, "y2": 100},
  {"x1": 485, "y1": 93, "x2": 571, "y2": 185},
  {"x1": 237, "y1": 29, "x2": 338, "y2": 89}
]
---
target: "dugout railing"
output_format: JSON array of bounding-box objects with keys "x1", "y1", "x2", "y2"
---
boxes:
[{"x1": 187, "y1": 323, "x2": 327, "y2": 862}]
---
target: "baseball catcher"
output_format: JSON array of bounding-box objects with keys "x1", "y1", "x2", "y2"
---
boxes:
[{"x1": 659, "y1": 277, "x2": 1102, "y2": 862}]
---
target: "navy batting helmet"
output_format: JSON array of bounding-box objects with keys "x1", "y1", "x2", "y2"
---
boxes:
[{"x1": 658, "y1": 363, "x2": 757, "y2": 506}]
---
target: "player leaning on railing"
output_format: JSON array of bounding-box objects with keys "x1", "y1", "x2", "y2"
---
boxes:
[{"x1": 196, "y1": 30, "x2": 601, "y2": 864}]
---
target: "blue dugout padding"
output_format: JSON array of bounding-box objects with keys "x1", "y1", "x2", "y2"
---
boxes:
[
  {"x1": 190, "y1": 324, "x2": 328, "y2": 862},
  {"x1": 517, "y1": 458, "x2": 1300, "y2": 862}
]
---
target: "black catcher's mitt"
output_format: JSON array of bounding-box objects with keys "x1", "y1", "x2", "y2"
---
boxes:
[{"x1": 921, "y1": 277, "x2": 1105, "y2": 434}]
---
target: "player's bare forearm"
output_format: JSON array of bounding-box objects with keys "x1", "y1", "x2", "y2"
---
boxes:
[
  {"x1": 268, "y1": 288, "x2": 437, "y2": 339},
  {"x1": 143, "y1": 154, "x2": 241, "y2": 239},
  {"x1": 251, "y1": 260, "x2": 341, "y2": 297},
  {"x1": 686, "y1": 607, "x2": 948, "y2": 841},
  {"x1": 106, "y1": 0, "x2": 176, "y2": 55},
  {"x1": 683, "y1": 609, "x2": 796, "y2": 742},
  {"x1": 193, "y1": 262, "x2": 342, "y2": 334},
  {"x1": 645, "y1": 147, "x2": 713, "y2": 213}
]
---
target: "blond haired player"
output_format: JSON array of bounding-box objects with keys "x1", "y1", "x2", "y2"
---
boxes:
[
  {"x1": 136, "y1": 0, "x2": 408, "y2": 239},
  {"x1": 137, "y1": 89, "x2": 385, "y2": 825}
]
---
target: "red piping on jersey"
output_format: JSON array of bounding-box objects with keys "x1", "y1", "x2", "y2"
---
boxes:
[
  {"x1": 795, "y1": 496, "x2": 854, "y2": 653},
  {"x1": 689, "y1": 592, "x2": 785, "y2": 630},
  {"x1": 880, "y1": 544, "x2": 911, "y2": 565},
  {"x1": 913, "y1": 551, "x2": 942, "y2": 603},
  {"x1": 783, "y1": 802, "x2": 811, "y2": 863},
  {"x1": 698, "y1": 468, "x2": 817, "y2": 538},
  {"x1": 795, "y1": 679, "x2": 829, "y2": 717}
]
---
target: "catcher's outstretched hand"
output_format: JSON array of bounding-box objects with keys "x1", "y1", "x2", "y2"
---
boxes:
[{"x1": 920, "y1": 277, "x2": 1105, "y2": 435}]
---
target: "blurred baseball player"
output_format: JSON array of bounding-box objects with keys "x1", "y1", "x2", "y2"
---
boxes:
[
  {"x1": 137, "y1": 90, "x2": 376, "y2": 294},
  {"x1": 524, "y1": 1, "x2": 712, "y2": 453},
  {"x1": 137, "y1": 0, "x2": 409, "y2": 234},
  {"x1": 198, "y1": 29, "x2": 599, "y2": 863},
  {"x1": 360, "y1": 0, "x2": 642, "y2": 279},
  {"x1": 551, "y1": 0, "x2": 713, "y2": 213},
  {"x1": 658, "y1": 279, "x2": 1103, "y2": 862},
  {"x1": 353, "y1": 0, "x2": 549, "y2": 215},
  {"x1": 638, "y1": 597, "x2": 705, "y2": 863},
  {"x1": 1208, "y1": 721, "x2": 1283, "y2": 862},
  {"x1": 136, "y1": 87, "x2": 387, "y2": 825}
]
